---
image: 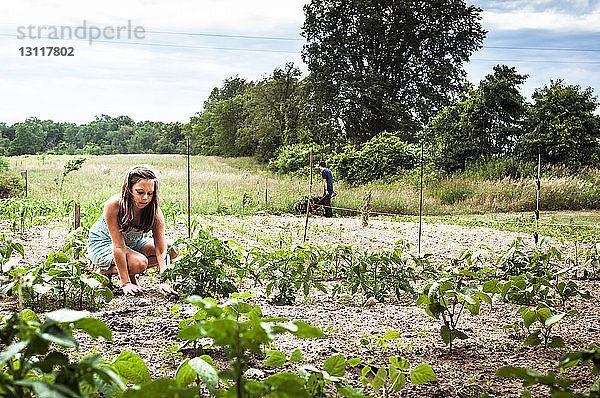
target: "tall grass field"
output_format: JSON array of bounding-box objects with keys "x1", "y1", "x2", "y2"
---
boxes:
[{"x1": 6, "y1": 154, "x2": 600, "y2": 216}]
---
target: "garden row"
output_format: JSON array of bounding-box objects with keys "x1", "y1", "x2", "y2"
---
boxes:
[{"x1": 1, "y1": 215, "x2": 600, "y2": 396}]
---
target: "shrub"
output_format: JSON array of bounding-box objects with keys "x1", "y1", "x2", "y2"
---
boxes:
[
  {"x1": 268, "y1": 143, "x2": 323, "y2": 175},
  {"x1": 0, "y1": 156, "x2": 8, "y2": 171},
  {"x1": 0, "y1": 171, "x2": 24, "y2": 198},
  {"x1": 331, "y1": 131, "x2": 419, "y2": 184}
]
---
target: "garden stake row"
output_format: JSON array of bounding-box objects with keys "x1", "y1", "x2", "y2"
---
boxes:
[{"x1": 534, "y1": 152, "x2": 541, "y2": 246}]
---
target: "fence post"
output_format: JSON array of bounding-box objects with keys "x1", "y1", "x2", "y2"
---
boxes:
[
  {"x1": 534, "y1": 152, "x2": 541, "y2": 246},
  {"x1": 20, "y1": 170, "x2": 28, "y2": 197},
  {"x1": 74, "y1": 203, "x2": 81, "y2": 230},
  {"x1": 187, "y1": 138, "x2": 191, "y2": 238},
  {"x1": 216, "y1": 182, "x2": 220, "y2": 214},
  {"x1": 362, "y1": 190, "x2": 372, "y2": 227},
  {"x1": 257, "y1": 181, "x2": 260, "y2": 212}
]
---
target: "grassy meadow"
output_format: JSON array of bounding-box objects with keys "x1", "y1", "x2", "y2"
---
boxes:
[{"x1": 7, "y1": 154, "x2": 600, "y2": 219}]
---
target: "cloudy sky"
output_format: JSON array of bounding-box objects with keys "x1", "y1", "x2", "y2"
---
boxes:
[{"x1": 1, "y1": 0, "x2": 599, "y2": 125}]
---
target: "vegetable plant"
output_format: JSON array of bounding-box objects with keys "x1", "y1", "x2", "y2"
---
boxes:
[
  {"x1": 355, "y1": 356, "x2": 437, "y2": 397},
  {"x1": 497, "y1": 346, "x2": 600, "y2": 397},
  {"x1": 416, "y1": 271, "x2": 490, "y2": 353},
  {"x1": 250, "y1": 244, "x2": 327, "y2": 305},
  {"x1": 519, "y1": 305, "x2": 576, "y2": 349},
  {"x1": 0, "y1": 307, "x2": 122, "y2": 397},
  {"x1": 162, "y1": 227, "x2": 241, "y2": 298}
]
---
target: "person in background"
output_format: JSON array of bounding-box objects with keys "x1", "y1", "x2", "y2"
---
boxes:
[
  {"x1": 87, "y1": 165, "x2": 177, "y2": 296},
  {"x1": 317, "y1": 160, "x2": 334, "y2": 217}
]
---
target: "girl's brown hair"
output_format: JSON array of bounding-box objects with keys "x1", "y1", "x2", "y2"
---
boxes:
[{"x1": 118, "y1": 165, "x2": 159, "y2": 233}]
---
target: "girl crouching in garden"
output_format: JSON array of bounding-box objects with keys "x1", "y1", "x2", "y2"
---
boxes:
[{"x1": 87, "y1": 165, "x2": 177, "y2": 296}]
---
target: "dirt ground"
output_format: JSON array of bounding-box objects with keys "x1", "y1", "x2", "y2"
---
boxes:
[{"x1": 2, "y1": 214, "x2": 599, "y2": 397}]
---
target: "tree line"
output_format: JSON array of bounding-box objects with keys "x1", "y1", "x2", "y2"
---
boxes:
[
  {"x1": 0, "y1": 116, "x2": 185, "y2": 156},
  {"x1": 3, "y1": 0, "x2": 599, "y2": 182}
]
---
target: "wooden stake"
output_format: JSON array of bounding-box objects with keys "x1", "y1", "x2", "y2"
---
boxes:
[
  {"x1": 257, "y1": 181, "x2": 260, "y2": 211},
  {"x1": 216, "y1": 181, "x2": 220, "y2": 214},
  {"x1": 74, "y1": 203, "x2": 80, "y2": 230},
  {"x1": 265, "y1": 177, "x2": 268, "y2": 213},
  {"x1": 418, "y1": 141, "x2": 424, "y2": 255},
  {"x1": 187, "y1": 138, "x2": 191, "y2": 238},
  {"x1": 534, "y1": 152, "x2": 541, "y2": 246},
  {"x1": 20, "y1": 170, "x2": 27, "y2": 197}
]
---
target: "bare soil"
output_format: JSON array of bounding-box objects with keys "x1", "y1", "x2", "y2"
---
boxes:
[{"x1": 2, "y1": 214, "x2": 598, "y2": 397}]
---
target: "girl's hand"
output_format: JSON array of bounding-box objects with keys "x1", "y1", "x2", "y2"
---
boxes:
[
  {"x1": 122, "y1": 282, "x2": 143, "y2": 296},
  {"x1": 159, "y1": 281, "x2": 177, "y2": 296}
]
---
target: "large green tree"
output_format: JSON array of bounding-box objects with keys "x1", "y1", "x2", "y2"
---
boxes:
[
  {"x1": 516, "y1": 80, "x2": 600, "y2": 167},
  {"x1": 302, "y1": 0, "x2": 486, "y2": 143},
  {"x1": 427, "y1": 65, "x2": 528, "y2": 172},
  {"x1": 10, "y1": 117, "x2": 46, "y2": 155}
]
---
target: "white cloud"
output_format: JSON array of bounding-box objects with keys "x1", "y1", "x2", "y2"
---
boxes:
[{"x1": 482, "y1": 9, "x2": 600, "y2": 31}]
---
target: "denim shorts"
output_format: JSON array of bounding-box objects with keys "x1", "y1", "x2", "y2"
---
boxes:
[{"x1": 87, "y1": 216, "x2": 151, "y2": 271}]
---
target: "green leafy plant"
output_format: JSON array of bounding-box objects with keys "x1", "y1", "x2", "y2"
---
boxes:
[
  {"x1": 519, "y1": 306, "x2": 576, "y2": 349},
  {"x1": 497, "y1": 346, "x2": 600, "y2": 397},
  {"x1": 340, "y1": 241, "x2": 416, "y2": 304},
  {"x1": 496, "y1": 237, "x2": 562, "y2": 277},
  {"x1": 0, "y1": 307, "x2": 122, "y2": 397},
  {"x1": 356, "y1": 356, "x2": 437, "y2": 397},
  {"x1": 173, "y1": 293, "x2": 324, "y2": 397},
  {"x1": 161, "y1": 227, "x2": 241, "y2": 298},
  {"x1": 59, "y1": 157, "x2": 86, "y2": 199},
  {"x1": 1, "y1": 249, "x2": 113, "y2": 311},
  {"x1": 250, "y1": 244, "x2": 327, "y2": 305},
  {"x1": 416, "y1": 271, "x2": 490, "y2": 353},
  {"x1": 358, "y1": 330, "x2": 401, "y2": 353}
]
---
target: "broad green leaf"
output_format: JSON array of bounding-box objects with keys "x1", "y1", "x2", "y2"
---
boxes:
[
  {"x1": 547, "y1": 336, "x2": 566, "y2": 348},
  {"x1": 475, "y1": 291, "x2": 492, "y2": 305},
  {"x1": 383, "y1": 330, "x2": 400, "y2": 340},
  {"x1": 0, "y1": 341, "x2": 28, "y2": 367},
  {"x1": 348, "y1": 357, "x2": 361, "y2": 367},
  {"x1": 389, "y1": 365, "x2": 406, "y2": 392},
  {"x1": 264, "y1": 350, "x2": 287, "y2": 367},
  {"x1": 522, "y1": 309, "x2": 537, "y2": 329},
  {"x1": 456, "y1": 292, "x2": 476, "y2": 305},
  {"x1": 176, "y1": 324, "x2": 203, "y2": 341},
  {"x1": 324, "y1": 354, "x2": 346, "y2": 377},
  {"x1": 112, "y1": 351, "x2": 151, "y2": 385},
  {"x1": 264, "y1": 372, "x2": 305, "y2": 388},
  {"x1": 38, "y1": 330, "x2": 77, "y2": 348},
  {"x1": 544, "y1": 313, "x2": 565, "y2": 328},
  {"x1": 410, "y1": 363, "x2": 437, "y2": 384},
  {"x1": 496, "y1": 366, "x2": 543, "y2": 379},
  {"x1": 289, "y1": 348, "x2": 304, "y2": 362},
  {"x1": 175, "y1": 359, "x2": 196, "y2": 388},
  {"x1": 45, "y1": 309, "x2": 89, "y2": 323},
  {"x1": 289, "y1": 321, "x2": 323, "y2": 338},
  {"x1": 189, "y1": 356, "x2": 218, "y2": 394},
  {"x1": 21, "y1": 308, "x2": 40, "y2": 324},
  {"x1": 74, "y1": 317, "x2": 112, "y2": 340},
  {"x1": 35, "y1": 351, "x2": 69, "y2": 373},
  {"x1": 390, "y1": 356, "x2": 409, "y2": 370},
  {"x1": 451, "y1": 330, "x2": 469, "y2": 341},
  {"x1": 121, "y1": 378, "x2": 199, "y2": 398},
  {"x1": 371, "y1": 366, "x2": 387, "y2": 392},
  {"x1": 537, "y1": 307, "x2": 552, "y2": 323},
  {"x1": 523, "y1": 332, "x2": 542, "y2": 347},
  {"x1": 440, "y1": 325, "x2": 451, "y2": 345},
  {"x1": 272, "y1": 380, "x2": 310, "y2": 398}
]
